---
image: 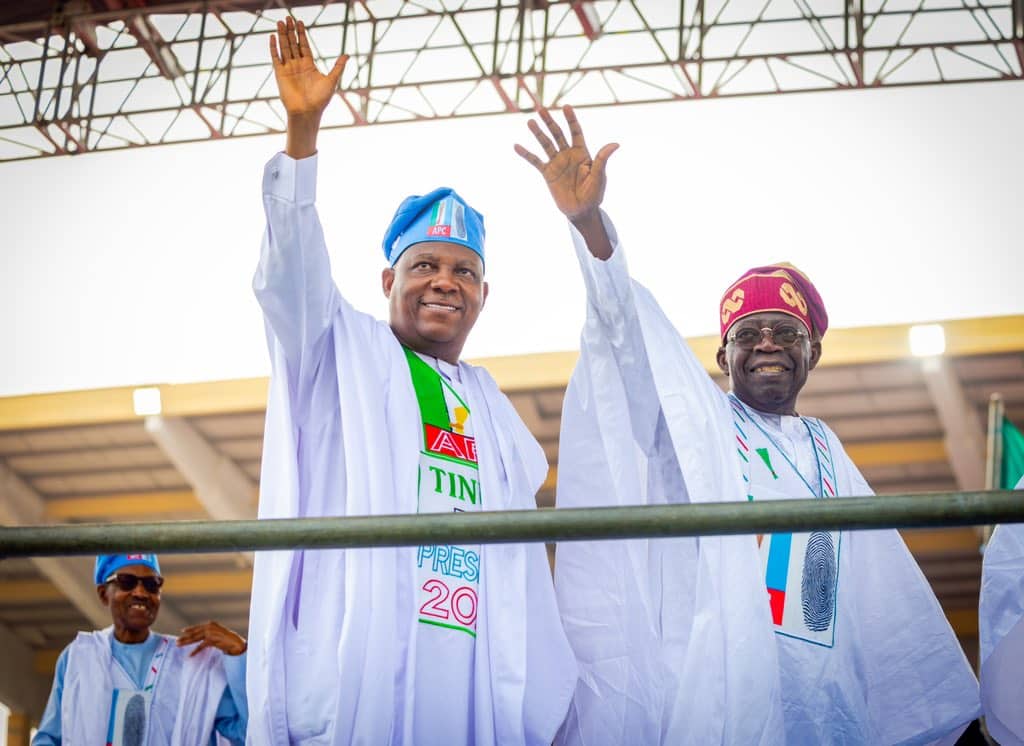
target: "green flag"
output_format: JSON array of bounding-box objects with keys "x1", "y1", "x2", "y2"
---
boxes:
[{"x1": 1001, "y1": 416, "x2": 1024, "y2": 489}]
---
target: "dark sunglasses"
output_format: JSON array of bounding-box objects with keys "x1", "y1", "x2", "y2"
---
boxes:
[{"x1": 105, "y1": 572, "x2": 164, "y2": 593}]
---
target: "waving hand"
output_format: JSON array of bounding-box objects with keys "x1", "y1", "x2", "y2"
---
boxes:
[
  {"x1": 271, "y1": 16, "x2": 348, "y2": 158},
  {"x1": 515, "y1": 105, "x2": 618, "y2": 258}
]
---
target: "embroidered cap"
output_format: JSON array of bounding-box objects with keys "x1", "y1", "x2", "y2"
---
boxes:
[
  {"x1": 719, "y1": 262, "x2": 828, "y2": 341},
  {"x1": 381, "y1": 187, "x2": 485, "y2": 267},
  {"x1": 94, "y1": 553, "x2": 161, "y2": 585}
]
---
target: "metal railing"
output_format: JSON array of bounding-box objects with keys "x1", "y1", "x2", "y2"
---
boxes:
[{"x1": 2, "y1": 490, "x2": 1022, "y2": 558}]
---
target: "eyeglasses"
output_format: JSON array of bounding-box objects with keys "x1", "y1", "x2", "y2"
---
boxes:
[
  {"x1": 727, "y1": 324, "x2": 808, "y2": 350},
  {"x1": 105, "y1": 572, "x2": 164, "y2": 594}
]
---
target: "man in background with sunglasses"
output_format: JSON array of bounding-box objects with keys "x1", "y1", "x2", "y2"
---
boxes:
[
  {"x1": 516, "y1": 107, "x2": 980, "y2": 744},
  {"x1": 32, "y1": 553, "x2": 247, "y2": 745}
]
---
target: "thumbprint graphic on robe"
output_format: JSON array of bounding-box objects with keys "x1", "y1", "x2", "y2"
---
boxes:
[
  {"x1": 123, "y1": 693, "x2": 146, "y2": 746},
  {"x1": 801, "y1": 531, "x2": 837, "y2": 632}
]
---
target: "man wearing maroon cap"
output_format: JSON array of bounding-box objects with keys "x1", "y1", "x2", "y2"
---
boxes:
[
  {"x1": 715, "y1": 264, "x2": 826, "y2": 422},
  {"x1": 517, "y1": 108, "x2": 980, "y2": 744}
]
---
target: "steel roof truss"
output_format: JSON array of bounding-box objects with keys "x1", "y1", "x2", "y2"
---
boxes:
[{"x1": 0, "y1": 0, "x2": 1020, "y2": 160}]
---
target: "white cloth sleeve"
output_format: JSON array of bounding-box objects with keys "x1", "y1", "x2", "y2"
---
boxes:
[
  {"x1": 568, "y1": 212, "x2": 666, "y2": 456},
  {"x1": 253, "y1": 152, "x2": 341, "y2": 420},
  {"x1": 980, "y1": 475, "x2": 1024, "y2": 746}
]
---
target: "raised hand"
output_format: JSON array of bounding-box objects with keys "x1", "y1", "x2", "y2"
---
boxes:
[
  {"x1": 515, "y1": 105, "x2": 618, "y2": 259},
  {"x1": 177, "y1": 620, "x2": 247, "y2": 657},
  {"x1": 515, "y1": 105, "x2": 618, "y2": 222},
  {"x1": 270, "y1": 16, "x2": 348, "y2": 158}
]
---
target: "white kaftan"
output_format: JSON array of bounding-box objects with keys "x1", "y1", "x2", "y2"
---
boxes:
[
  {"x1": 554, "y1": 212, "x2": 980, "y2": 745},
  {"x1": 246, "y1": 152, "x2": 576, "y2": 745},
  {"x1": 979, "y1": 475, "x2": 1024, "y2": 746},
  {"x1": 59, "y1": 627, "x2": 227, "y2": 746}
]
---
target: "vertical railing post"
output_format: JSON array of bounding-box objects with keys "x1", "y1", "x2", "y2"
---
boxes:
[
  {"x1": 983, "y1": 393, "x2": 1005, "y2": 544},
  {"x1": 986, "y1": 393, "x2": 1005, "y2": 491}
]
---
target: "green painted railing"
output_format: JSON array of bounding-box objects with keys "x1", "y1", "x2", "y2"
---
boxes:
[{"x1": 1, "y1": 490, "x2": 1021, "y2": 558}]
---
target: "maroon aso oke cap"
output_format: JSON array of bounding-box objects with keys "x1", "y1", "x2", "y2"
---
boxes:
[{"x1": 719, "y1": 262, "x2": 828, "y2": 340}]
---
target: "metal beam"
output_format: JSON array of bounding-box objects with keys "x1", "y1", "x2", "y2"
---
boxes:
[
  {"x1": 0, "y1": 621, "x2": 51, "y2": 722},
  {"x1": 145, "y1": 416, "x2": 257, "y2": 523},
  {"x1": 122, "y1": 14, "x2": 185, "y2": 80},
  {"x1": 571, "y1": 0, "x2": 602, "y2": 40},
  {"x1": 1, "y1": 490, "x2": 1023, "y2": 558},
  {"x1": 0, "y1": 460, "x2": 189, "y2": 631},
  {"x1": 1, "y1": 459, "x2": 111, "y2": 628},
  {"x1": 45, "y1": 490, "x2": 204, "y2": 520},
  {"x1": 145, "y1": 415, "x2": 256, "y2": 570},
  {"x1": 0, "y1": 316, "x2": 1022, "y2": 430},
  {"x1": 0, "y1": 569, "x2": 253, "y2": 604},
  {"x1": 900, "y1": 527, "x2": 982, "y2": 554},
  {"x1": 1, "y1": 0, "x2": 1021, "y2": 161},
  {"x1": 844, "y1": 438, "x2": 947, "y2": 468},
  {"x1": 921, "y1": 358, "x2": 988, "y2": 490},
  {"x1": 986, "y1": 394, "x2": 1006, "y2": 490},
  {"x1": 0, "y1": 377, "x2": 269, "y2": 431}
]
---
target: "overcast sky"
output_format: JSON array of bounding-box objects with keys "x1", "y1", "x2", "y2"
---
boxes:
[{"x1": 1, "y1": 79, "x2": 1021, "y2": 397}]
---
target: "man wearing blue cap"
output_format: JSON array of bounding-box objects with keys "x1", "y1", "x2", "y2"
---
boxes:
[
  {"x1": 245, "y1": 17, "x2": 575, "y2": 745},
  {"x1": 32, "y1": 553, "x2": 248, "y2": 745}
]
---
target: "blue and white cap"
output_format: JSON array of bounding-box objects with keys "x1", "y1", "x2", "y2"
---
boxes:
[
  {"x1": 381, "y1": 187, "x2": 485, "y2": 267},
  {"x1": 94, "y1": 553, "x2": 161, "y2": 585}
]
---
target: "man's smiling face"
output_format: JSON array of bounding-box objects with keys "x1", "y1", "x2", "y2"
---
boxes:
[
  {"x1": 97, "y1": 563, "x2": 161, "y2": 643},
  {"x1": 716, "y1": 311, "x2": 822, "y2": 416},
  {"x1": 382, "y1": 242, "x2": 488, "y2": 364}
]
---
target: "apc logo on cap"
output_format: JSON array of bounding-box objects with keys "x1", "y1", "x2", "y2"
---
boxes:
[
  {"x1": 721, "y1": 288, "x2": 745, "y2": 325},
  {"x1": 426, "y1": 198, "x2": 467, "y2": 241}
]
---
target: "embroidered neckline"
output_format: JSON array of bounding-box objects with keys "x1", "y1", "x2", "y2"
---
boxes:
[{"x1": 728, "y1": 393, "x2": 834, "y2": 498}]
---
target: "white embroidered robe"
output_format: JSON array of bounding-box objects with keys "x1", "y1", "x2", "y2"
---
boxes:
[
  {"x1": 246, "y1": 152, "x2": 576, "y2": 745},
  {"x1": 554, "y1": 213, "x2": 980, "y2": 746},
  {"x1": 61, "y1": 627, "x2": 226, "y2": 746}
]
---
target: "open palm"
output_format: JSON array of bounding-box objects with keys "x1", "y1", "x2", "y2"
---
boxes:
[
  {"x1": 271, "y1": 16, "x2": 347, "y2": 119},
  {"x1": 515, "y1": 106, "x2": 618, "y2": 221}
]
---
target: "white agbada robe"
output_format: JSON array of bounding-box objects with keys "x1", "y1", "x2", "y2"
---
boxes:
[
  {"x1": 554, "y1": 213, "x2": 980, "y2": 745},
  {"x1": 246, "y1": 152, "x2": 576, "y2": 745},
  {"x1": 61, "y1": 627, "x2": 226, "y2": 745},
  {"x1": 979, "y1": 475, "x2": 1024, "y2": 746}
]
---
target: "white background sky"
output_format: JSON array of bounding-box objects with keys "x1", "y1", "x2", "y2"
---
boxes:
[{"x1": 1, "y1": 80, "x2": 1021, "y2": 397}]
